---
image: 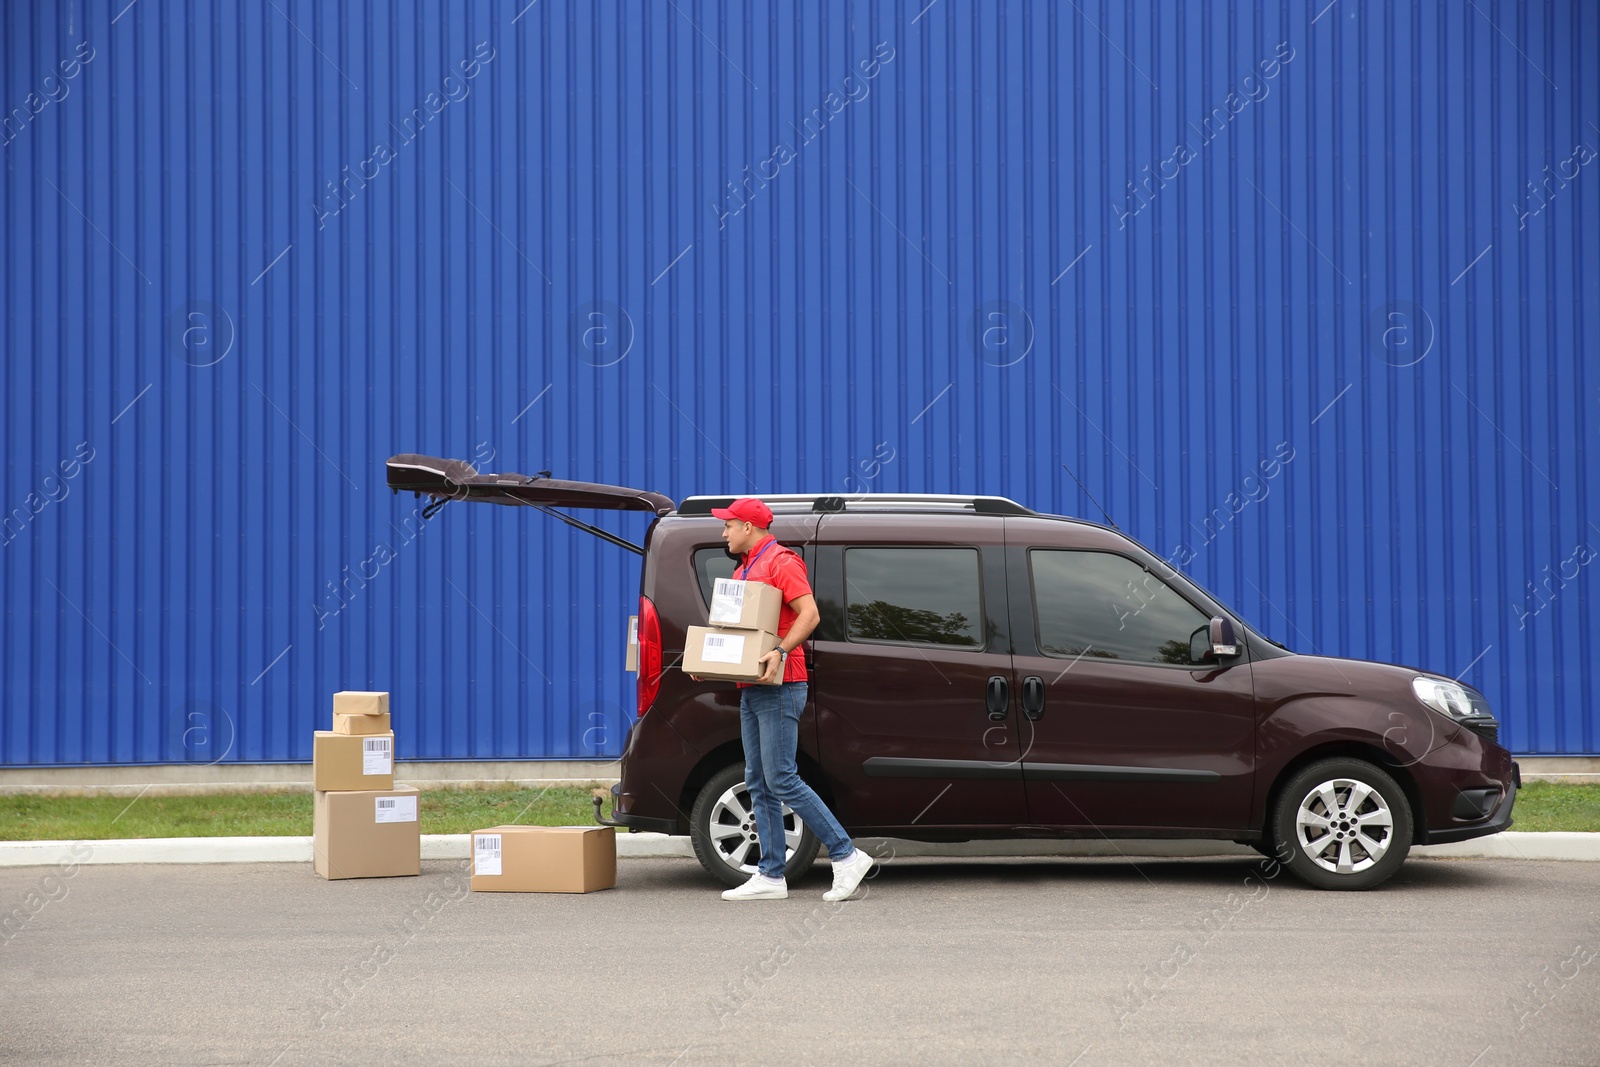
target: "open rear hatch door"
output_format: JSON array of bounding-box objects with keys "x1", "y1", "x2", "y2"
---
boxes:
[{"x1": 387, "y1": 453, "x2": 675, "y2": 554}]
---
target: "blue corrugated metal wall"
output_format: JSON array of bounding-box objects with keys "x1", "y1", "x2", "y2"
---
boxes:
[{"x1": 2, "y1": 0, "x2": 1596, "y2": 765}]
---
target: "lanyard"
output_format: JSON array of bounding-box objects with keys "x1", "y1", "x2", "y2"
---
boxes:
[{"x1": 738, "y1": 539, "x2": 776, "y2": 579}]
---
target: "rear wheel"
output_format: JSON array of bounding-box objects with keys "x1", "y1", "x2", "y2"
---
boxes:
[
  {"x1": 689, "y1": 764, "x2": 820, "y2": 888},
  {"x1": 1272, "y1": 758, "x2": 1412, "y2": 890}
]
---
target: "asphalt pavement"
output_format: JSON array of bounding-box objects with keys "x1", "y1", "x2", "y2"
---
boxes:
[{"x1": 2, "y1": 853, "x2": 1597, "y2": 1066}]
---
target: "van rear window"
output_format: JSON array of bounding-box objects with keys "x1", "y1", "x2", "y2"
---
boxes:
[
  {"x1": 694, "y1": 544, "x2": 817, "y2": 612},
  {"x1": 693, "y1": 548, "x2": 740, "y2": 608}
]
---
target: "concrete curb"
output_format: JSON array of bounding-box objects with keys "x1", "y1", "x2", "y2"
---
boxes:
[
  {"x1": 0, "y1": 836, "x2": 314, "y2": 866},
  {"x1": 1411, "y1": 832, "x2": 1600, "y2": 861},
  {"x1": 3, "y1": 831, "x2": 1599, "y2": 868},
  {"x1": 0, "y1": 833, "x2": 692, "y2": 868}
]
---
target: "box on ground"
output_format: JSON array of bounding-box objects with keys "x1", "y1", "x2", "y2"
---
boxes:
[
  {"x1": 681, "y1": 625, "x2": 780, "y2": 684},
  {"x1": 333, "y1": 691, "x2": 390, "y2": 716},
  {"x1": 313, "y1": 785, "x2": 420, "y2": 880},
  {"x1": 708, "y1": 578, "x2": 784, "y2": 631},
  {"x1": 625, "y1": 615, "x2": 639, "y2": 673},
  {"x1": 334, "y1": 711, "x2": 392, "y2": 735},
  {"x1": 469, "y1": 826, "x2": 616, "y2": 893},
  {"x1": 312, "y1": 730, "x2": 395, "y2": 791}
]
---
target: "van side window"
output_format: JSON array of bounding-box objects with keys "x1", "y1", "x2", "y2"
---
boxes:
[
  {"x1": 844, "y1": 547, "x2": 983, "y2": 648},
  {"x1": 1030, "y1": 550, "x2": 1210, "y2": 665}
]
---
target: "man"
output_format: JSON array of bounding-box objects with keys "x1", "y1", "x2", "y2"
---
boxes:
[{"x1": 709, "y1": 497, "x2": 875, "y2": 902}]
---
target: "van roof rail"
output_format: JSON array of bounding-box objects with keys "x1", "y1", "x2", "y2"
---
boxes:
[{"x1": 677, "y1": 493, "x2": 1036, "y2": 517}]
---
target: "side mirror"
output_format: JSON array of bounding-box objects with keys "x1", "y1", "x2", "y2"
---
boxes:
[{"x1": 1209, "y1": 616, "x2": 1239, "y2": 658}]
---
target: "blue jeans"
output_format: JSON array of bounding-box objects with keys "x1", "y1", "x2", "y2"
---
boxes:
[{"x1": 740, "y1": 682, "x2": 854, "y2": 879}]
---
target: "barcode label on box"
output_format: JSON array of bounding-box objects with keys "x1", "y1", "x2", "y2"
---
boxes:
[
  {"x1": 700, "y1": 631, "x2": 745, "y2": 664},
  {"x1": 474, "y1": 834, "x2": 503, "y2": 876},
  {"x1": 709, "y1": 579, "x2": 746, "y2": 624},
  {"x1": 373, "y1": 795, "x2": 417, "y2": 824},
  {"x1": 362, "y1": 736, "x2": 392, "y2": 776}
]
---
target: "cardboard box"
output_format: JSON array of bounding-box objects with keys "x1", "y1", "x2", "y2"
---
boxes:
[
  {"x1": 334, "y1": 710, "x2": 392, "y2": 735},
  {"x1": 333, "y1": 691, "x2": 390, "y2": 716},
  {"x1": 469, "y1": 825, "x2": 616, "y2": 893},
  {"x1": 313, "y1": 785, "x2": 421, "y2": 880},
  {"x1": 625, "y1": 615, "x2": 639, "y2": 673},
  {"x1": 707, "y1": 579, "x2": 784, "y2": 632},
  {"x1": 312, "y1": 730, "x2": 396, "y2": 791},
  {"x1": 681, "y1": 625, "x2": 780, "y2": 684},
  {"x1": 333, "y1": 691, "x2": 391, "y2": 734}
]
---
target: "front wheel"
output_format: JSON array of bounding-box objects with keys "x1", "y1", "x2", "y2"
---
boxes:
[
  {"x1": 689, "y1": 764, "x2": 820, "y2": 888},
  {"x1": 1272, "y1": 758, "x2": 1413, "y2": 890}
]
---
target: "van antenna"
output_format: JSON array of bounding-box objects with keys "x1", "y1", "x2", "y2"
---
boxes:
[{"x1": 1061, "y1": 463, "x2": 1119, "y2": 530}]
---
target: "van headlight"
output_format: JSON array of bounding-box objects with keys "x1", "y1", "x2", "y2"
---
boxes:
[{"x1": 1411, "y1": 676, "x2": 1477, "y2": 721}]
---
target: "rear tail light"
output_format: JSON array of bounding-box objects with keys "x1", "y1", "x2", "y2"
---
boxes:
[{"x1": 636, "y1": 595, "x2": 662, "y2": 716}]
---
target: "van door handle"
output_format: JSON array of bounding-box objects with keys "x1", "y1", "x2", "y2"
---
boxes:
[
  {"x1": 1021, "y1": 676, "x2": 1045, "y2": 721},
  {"x1": 985, "y1": 675, "x2": 1009, "y2": 721}
]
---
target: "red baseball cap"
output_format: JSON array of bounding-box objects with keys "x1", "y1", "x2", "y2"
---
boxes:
[{"x1": 711, "y1": 497, "x2": 774, "y2": 527}]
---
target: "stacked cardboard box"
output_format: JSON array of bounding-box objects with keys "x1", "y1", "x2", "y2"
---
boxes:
[
  {"x1": 681, "y1": 578, "x2": 784, "y2": 684},
  {"x1": 311, "y1": 691, "x2": 419, "y2": 880},
  {"x1": 332, "y1": 690, "x2": 391, "y2": 734}
]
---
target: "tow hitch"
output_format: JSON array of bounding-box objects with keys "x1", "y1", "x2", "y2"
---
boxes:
[{"x1": 592, "y1": 784, "x2": 626, "y2": 828}]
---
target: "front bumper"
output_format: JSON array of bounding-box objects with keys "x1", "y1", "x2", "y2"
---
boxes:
[{"x1": 1422, "y1": 762, "x2": 1518, "y2": 844}]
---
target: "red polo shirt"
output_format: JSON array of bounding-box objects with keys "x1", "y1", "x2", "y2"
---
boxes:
[{"x1": 736, "y1": 534, "x2": 811, "y2": 685}]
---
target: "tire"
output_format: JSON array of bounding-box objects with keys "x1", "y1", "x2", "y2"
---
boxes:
[
  {"x1": 1272, "y1": 758, "x2": 1413, "y2": 890},
  {"x1": 689, "y1": 763, "x2": 821, "y2": 888}
]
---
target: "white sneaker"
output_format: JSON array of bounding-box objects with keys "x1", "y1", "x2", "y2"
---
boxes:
[
  {"x1": 822, "y1": 848, "x2": 875, "y2": 902},
  {"x1": 721, "y1": 874, "x2": 788, "y2": 901}
]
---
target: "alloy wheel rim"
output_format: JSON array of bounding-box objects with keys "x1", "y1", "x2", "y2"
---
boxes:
[
  {"x1": 708, "y1": 781, "x2": 806, "y2": 874},
  {"x1": 1294, "y1": 777, "x2": 1395, "y2": 875}
]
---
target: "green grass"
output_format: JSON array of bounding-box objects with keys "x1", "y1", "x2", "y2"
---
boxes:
[
  {"x1": 0, "y1": 786, "x2": 607, "y2": 841},
  {"x1": 1507, "y1": 781, "x2": 1600, "y2": 832},
  {"x1": 2, "y1": 782, "x2": 1597, "y2": 841}
]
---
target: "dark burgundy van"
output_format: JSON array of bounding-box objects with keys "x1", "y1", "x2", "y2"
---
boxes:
[{"x1": 388, "y1": 455, "x2": 1518, "y2": 891}]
